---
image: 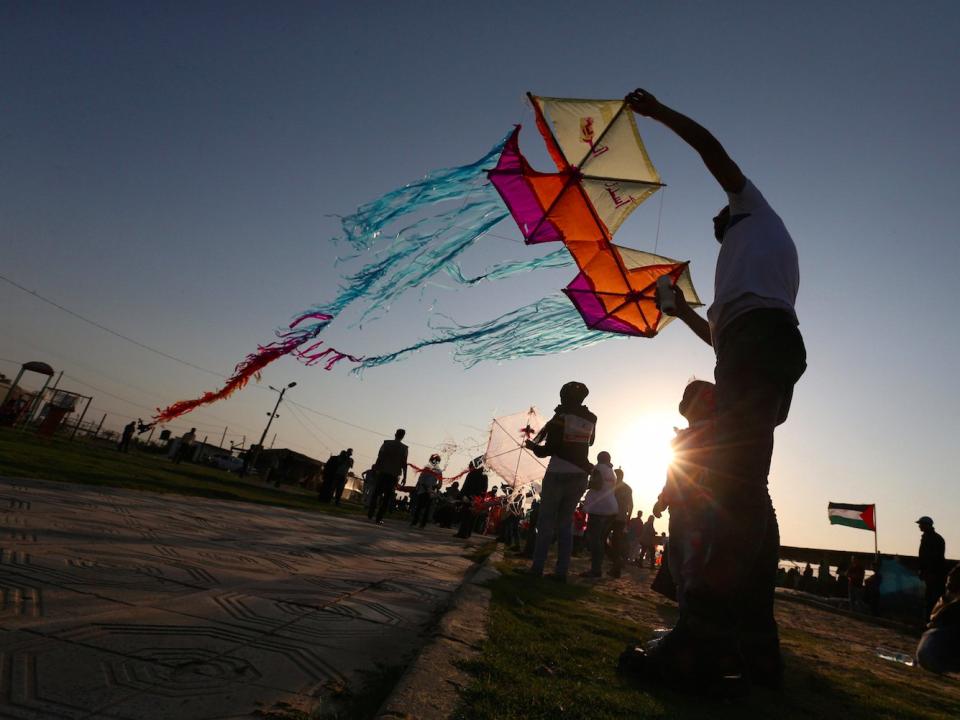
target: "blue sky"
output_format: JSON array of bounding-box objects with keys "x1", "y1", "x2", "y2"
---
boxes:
[{"x1": 2, "y1": 1, "x2": 958, "y2": 555}]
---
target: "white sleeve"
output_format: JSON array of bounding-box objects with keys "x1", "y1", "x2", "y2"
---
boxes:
[{"x1": 727, "y1": 179, "x2": 769, "y2": 215}]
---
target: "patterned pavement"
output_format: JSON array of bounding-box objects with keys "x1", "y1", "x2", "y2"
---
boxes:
[{"x1": 0, "y1": 477, "x2": 481, "y2": 719}]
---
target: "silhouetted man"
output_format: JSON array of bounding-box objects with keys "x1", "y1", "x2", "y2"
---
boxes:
[
  {"x1": 455, "y1": 463, "x2": 488, "y2": 539},
  {"x1": 118, "y1": 421, "x2": 136, "y2": 452},
  {"x1": 626, "y1": 88, "x2": 806, "y2": 689},
  {"x1": 368, "y1": 430, "x2": 408, "y2": 524},
  {"x1": 918, "y1": 516, "x2": 947, "y2": 617}
]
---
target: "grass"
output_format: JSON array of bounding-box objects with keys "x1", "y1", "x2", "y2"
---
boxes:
[
  {"x1": 453, "y1": 558, "x2": 960, "y2": 720},
  {"x1": 0, "y1": 428, "x2": 366, "y2": 517}
]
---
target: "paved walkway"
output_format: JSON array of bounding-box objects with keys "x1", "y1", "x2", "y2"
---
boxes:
[{"x1": 0, "y1": 477, "x2": 482, "y2": 719}]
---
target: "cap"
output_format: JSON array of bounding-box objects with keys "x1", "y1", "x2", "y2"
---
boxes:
[
  {"x1": 559, "y1": 381, "x2": 589, "y2": 403},
  {"x1": 916, "y1": 516, "x2": 934, "y2": 526}
]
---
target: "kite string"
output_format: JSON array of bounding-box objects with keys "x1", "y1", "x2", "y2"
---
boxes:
[{"x1": 654, "y1": 186, "x2": 666, "y2": 255}]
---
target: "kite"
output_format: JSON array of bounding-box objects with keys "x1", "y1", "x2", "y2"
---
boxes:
[
  {"x1": 489, "y1": 95, "x2": 701, "y2": 337},
  {"x1": 482, "y1": 407, "x2": 548, "y2": 488},
  {"x1": 155, "y1": 94, "x2": 701, "y2": 423}
]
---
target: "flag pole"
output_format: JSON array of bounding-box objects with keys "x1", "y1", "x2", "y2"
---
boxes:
[{"x1": 874, "y1": 505, "x2": 879, "y2": 560}]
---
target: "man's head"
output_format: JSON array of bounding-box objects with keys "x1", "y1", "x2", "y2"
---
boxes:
[
  {"x1": 189, "y1": 428, "x2": 196, "y2": 433},
  {"x1": 597, "y1": 450, "x2": 611, "y2": 465},
  {"x1": 395, "y1": 429, "x2": 406, "y2": 440},
  {"x1": 614, "y1": 467, "x2": 624, "y2": 483},
  {"x1": 347, "y1": 448, "x2": 353, "y2": 456},
  {"x1": 429, "y1": 453, "x2": 441, "y2": 466},
  {"x1": 559, "y1": 381, "x2": 589, "y2": 406},
  {"x1": 636, "y1": 510, "x2": 643, "y2": 519},
  {"x1": 917, "y1": 516, "x2": 934, "y2": 532},
  {"x1": 713, "y1": 206, "x2": 730, "y2": 243}
]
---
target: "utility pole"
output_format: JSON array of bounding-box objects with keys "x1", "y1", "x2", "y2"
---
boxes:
[
  {"x1": 219, "y1": 426, "x2": 228, "y2": 449},
  {"x1": 250, "y1": 382, "x2": 296, "y2": 472}
]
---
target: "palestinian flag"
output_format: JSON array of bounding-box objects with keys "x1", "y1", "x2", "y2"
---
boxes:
[{"x1": 827, "y1": 502, "x2": 876, "y2": 531}]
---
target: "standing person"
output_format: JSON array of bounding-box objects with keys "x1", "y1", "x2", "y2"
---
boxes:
[
  {"x1": 118, "y1": 421, "x2": 136, "y2": 453},
  {"x1": 626, "y1": 88, "x2": 806, "y2": 687},
  {"x1": 846, "y1": 556, "x2": 866, "y2": 612},
  {"x1": 581, "y1": 452, "x2": 618, "y2": 579},
  {"x1": 436, "y1": 481, "x2": 460, "y2": 528},
  {"x1": 174, "y1": 428, "x2": 196, "y2": 464},
  {"x1": 333, "y1": 449, "x2": 354, "y2": 505},
  {"x1": 639, "y1": 514, "x2": 658, "y2": 570},
  {"x1": 525, "y1": 381, "x2": 597, "y2": 581},
  {"x1": 917, "y1": 516, "x2": 947, "y2": 617},
  {"x1": 455, "y1": 463, "x2": 488, "y2": 539},
  {"x1": 360, "y1": 466, "x2": 377, "y2": 508},
  {"x1": 652, "y1": 380, "x2": 716, "y2": 607},
  {"x1": 367, "y1": 430, "x2": 408, "y2": 525},
  {"x1": 610, "y1": 468, "x2": 633, "y2": 578},
  {"x1": 628, "y1": 510, "x2": 645, "y2": 564},
  {"x1": 500, "y1": 489, "x2": 524, "y2": 551},
  {"x1": 410, "y1": 454, "x2": 442, "y2": 529}
]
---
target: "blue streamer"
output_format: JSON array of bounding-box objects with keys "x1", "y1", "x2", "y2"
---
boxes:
[
  {"x1": 444, "y1": 247, "x2": 574, "y2": 285},
  {"x1": 339, "y1": 133, "x2": 511, "y2": 251},
  {"x1": 355, "y1": 197, "x2": 508, "y2": 324},
  {"x1": 354, "y1": 294, "x2": 617, "y2": 372},
  {"x1": 300, "y1": 139, "x2": 510, "y2": 327}
]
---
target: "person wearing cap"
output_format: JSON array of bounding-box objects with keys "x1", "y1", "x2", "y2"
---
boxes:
[
  {"x1": 624, "y1": 89, "x2": 807, "y2": 690},
  {"x1": 917, "y1": 516, "x2": 947, "y2": 616},
  {"x1": 524, "y1": 381, "x2": 597, "y2": 581}
]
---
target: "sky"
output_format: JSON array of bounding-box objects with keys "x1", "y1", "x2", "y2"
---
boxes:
[{"x1": 2, "y1": 1, "x2": 958, "y2": 557}]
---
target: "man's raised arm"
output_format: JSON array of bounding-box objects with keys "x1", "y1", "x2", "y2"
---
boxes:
[{"x1": 626, "y1": 89, "x2": 745, "y2": 195}]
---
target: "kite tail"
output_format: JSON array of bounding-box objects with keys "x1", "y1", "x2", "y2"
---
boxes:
[
  {"x1": 339, "y1": 132, "x2": 510, "y2": 251},
  {"x1": 355, "y1": 198, "x2": 508, "y2": 324},
  {"x1": 152, "y1": 312, "x2": 335, "y2": 423},
  {"x1": 354, "y1": 294, "x2": 616, "y2": 373},
  {"x1": 444, "y1": 247, "x2": 573, "y2": 285}
]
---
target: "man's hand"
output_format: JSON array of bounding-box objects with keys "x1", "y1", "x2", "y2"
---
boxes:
[
  {"x1": 626, "y1": 88, "x2": 662, "y2": 118},
  {"x1": 655, "y1": 284, "x2": 691, "y2": 317},
  {"x1": 652, "y1": 500, "x2": 664, "y2": 519}
]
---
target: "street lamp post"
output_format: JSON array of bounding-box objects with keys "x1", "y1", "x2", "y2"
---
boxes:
[{"x1": 248, "y1": 382, "x2": 296, "y2": 474}]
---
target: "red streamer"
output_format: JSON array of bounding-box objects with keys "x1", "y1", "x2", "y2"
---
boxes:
[{"x1": 153, "y1": 312, "x2": 360, "y2": 423}]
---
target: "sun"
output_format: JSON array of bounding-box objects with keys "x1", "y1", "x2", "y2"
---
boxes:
[{"x1": 612, "y1": 412, "x2": 681, "y2": 510}]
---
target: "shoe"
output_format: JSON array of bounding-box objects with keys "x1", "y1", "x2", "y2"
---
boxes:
[{"x1": 377, "y1": 520, "x2": 385, "y2": 525}]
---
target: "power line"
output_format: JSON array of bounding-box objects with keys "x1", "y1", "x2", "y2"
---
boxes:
[{"x1": 0, "y1": 273, "x2": 224, "y2": 378}]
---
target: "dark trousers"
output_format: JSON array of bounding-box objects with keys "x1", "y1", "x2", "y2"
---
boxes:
[
  {"x1": 456, "y1": 499, "x2": 477, "y2": 538},
  {"x1": 502, "y1": 514, "x2": 521, "y2": 548},
  {"x1": 683, "y1": 310, "x2": 805, "y2": 671},
  {"x1": 333, "y1": 475, "x2": 348, "y2": 505},
  {"x1": 925, "y1": 575, "x2": 947, "y2": 618},
  {"x1": 367, "y1": 472, "x2": 398, "y2": 522},
  {"x1": 410, "y1": 494, "x2": 432, "y2": 527},
  {"x1": 586, "y1": 514, "x2": 615, "y2": 575},
  {"x1": 610, "y1": 519, "x2": 628, "y2": 572}
]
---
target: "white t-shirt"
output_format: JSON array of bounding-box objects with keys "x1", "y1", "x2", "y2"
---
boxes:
[
  {"x1": 707, "y1": 179, "x2": 800, "y2": 344},
  {"x1": 583, "y1": 463, "x2": 618, "y2": 515}
]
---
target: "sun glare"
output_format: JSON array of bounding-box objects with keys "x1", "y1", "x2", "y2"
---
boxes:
[{"x1": 613, "y1": 413, "x2": 681, "y2": 510}]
